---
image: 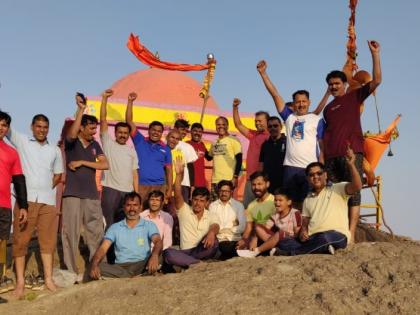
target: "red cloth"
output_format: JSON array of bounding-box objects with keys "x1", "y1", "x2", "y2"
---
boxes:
[
  {"x1": 0, "y1": 140, "x2": 23, "y2": 208},
  {"x1": 187, "y1": 141, "x2": 207, "y2": 187},
  {"x1": 246, "y1": 130, "x2": 269, "y2": 179},
  {"x1": 127, "y1": 33, "x2": 209, "y2": 71}
]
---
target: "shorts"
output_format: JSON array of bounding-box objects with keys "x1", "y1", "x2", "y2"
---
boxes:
[
  {"x1": 282, "y1": 166, "x2": 309, "y2": 203},
  {"x1": 325, "y1": 153, "x2": 364, "y2": 206},
  {"x1": 0, "y1": 207, "x2": 12, "y2": 240}
]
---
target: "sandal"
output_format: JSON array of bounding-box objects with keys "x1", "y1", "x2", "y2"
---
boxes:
[{"x1": 31, "y1": 275, "x2": 45, "y2": 291}]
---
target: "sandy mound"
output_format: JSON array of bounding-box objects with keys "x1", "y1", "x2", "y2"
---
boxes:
[{"x1": 1, "y1": 238, "x2": 420, "y2": 314}]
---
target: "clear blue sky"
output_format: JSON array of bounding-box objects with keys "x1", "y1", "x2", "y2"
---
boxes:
[{"x1": 1, "y1": 0, "x2": 419, "y2": 239}]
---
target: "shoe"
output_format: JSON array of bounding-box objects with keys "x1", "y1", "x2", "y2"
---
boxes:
[
  {"x1": 328, "y1": 245, "x2": 335, "y2": 255},
  {"x1": 236, "y1": 250, "x2": 258, "y2": 258},
  {"x1": 270, "y1": 248, "x2": 279, "y2": 256},
  {"x1": 31, "y1": 276, "x2": 45, "y2": 291},
  {"x1": 24, "y1": 273, "x2": 35, "y2": 289},
  {"x1": 0, "y1": 276, "x2": 14, "y2": 294}
]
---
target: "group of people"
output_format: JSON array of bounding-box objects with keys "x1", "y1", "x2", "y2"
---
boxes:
[{"x1": 0, "y1": 40, "x2": 381, "y2": 300}]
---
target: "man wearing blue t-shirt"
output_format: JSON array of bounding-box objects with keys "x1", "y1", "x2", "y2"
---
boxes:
[
  {"x1": 89, "y1": 192, "x2": 163, "y2": 279},
  {"x1": 125, "y1": 92, "x2": 172, "y2": 206}
]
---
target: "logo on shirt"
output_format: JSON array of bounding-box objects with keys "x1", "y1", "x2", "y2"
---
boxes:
[
  {"x1": 91, "y1": 148, "x2": 97, "y2": 156},
  {"x1": 291, "y1": 120, "x2": 305, "y2": 141},
  {"x1": 137, "y1": 238, "x2": 145, "y2": 246},
  {"x1": 331, "y1": 104, "x2": 342, "y2": 111},
  {"x1": 213, "y1": 143, "x2": 227, "y2": 155},
  {"x1": 160, "y1": 149, "x2": 167, "y2": 154}
]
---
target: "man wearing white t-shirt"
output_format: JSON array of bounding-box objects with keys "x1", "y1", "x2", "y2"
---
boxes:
[
  {"x1": 173, "y1": 119, "x2": 198, "y2": 202},
  {"x1": 257, "y1": 61, "x2": 325, "y2": 209},
  {"x1": 100, "y1": 89, "x2": 139, "y2": 228}
]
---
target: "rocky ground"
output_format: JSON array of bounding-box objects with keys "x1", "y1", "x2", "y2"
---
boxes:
[{"x1": 1, "y1": 226, "x2": 420, "y2": 314}]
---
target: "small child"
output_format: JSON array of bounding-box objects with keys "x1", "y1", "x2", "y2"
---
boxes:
[{"x1": 237, "y1": 189, "x2": 301, "y2": 257}]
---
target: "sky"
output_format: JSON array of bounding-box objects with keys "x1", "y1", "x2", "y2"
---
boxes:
[{"x1": 1, "y1": 0, "x2": 419, "y2": 239}]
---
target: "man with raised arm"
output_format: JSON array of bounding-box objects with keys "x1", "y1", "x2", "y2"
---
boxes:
[
  {"x1": 61, "y1": 93, "x2": 109, "y2": 276},
  {"x1": 257, "y1": 60, "x2": 326, "y2": 209},
  {"x1": 7, "y1": 113, "x2": 63, "y2": 297},
  {"x1": 164, "y1": 157, "x2": 219, "y2": 269},
  {"x1": 323, "y1": 40, "x2": 382, "y2": 243},
  {"x1": 89, "y1": 192, "x2": 162, "y2": 279},
  {"x1": 100, "y1": 89, "x2": 139, "y2": 229},
  {"x1": 125, "y1": 92, "x2": 172, "y2": 206},
  {"x1": 233, "y1": 98, "x2": 269, "y2": 208}
]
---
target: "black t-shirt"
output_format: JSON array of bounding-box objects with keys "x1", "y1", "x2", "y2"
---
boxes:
[
  {"x1": 259, "y1": 135, "x2": 287, "y2": 191},
  {"x1": 63, "y1": 138, "x2": 104, "y2": 199}
]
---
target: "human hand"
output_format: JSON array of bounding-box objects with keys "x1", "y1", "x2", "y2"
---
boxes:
[
  {"x1": 202, "y1": 231, "x2": 216, "y2": 249},
  {"x1": 232, "y1": 98, "x2": 241, "y2": 108},
  {"x1": 128, "y1": 92, "x2": 137, "y2": 102},
  {"x1": 236, "y1": 238, "x2": 248, "y2": 249},
  {"x1": 147, "y1": 254, "x2": 159, "y2": 274},
  {"x1": 89, "y1": 264, "x2": 101, "y2": 280},
  {"x1": 367, "y1": 40, "x2": 380, "y2": 54},
  {"x1": 345, "y1": 145, "x2": 356, "y2": 166},
  {"x1": 102, "y1": 89, "x2": 114, "y2": 99},
  {"x1": 299, "y1": 229, "x2": 309, "y2": 242},
  {"x1": 249, "y1": 236, "x2": 258, "y2": 251},
  {"x1": 174, "y1": 156, "x2": 185, "y2": 176},
  {"x1": 232, "y1": 176, "x2": 238, "y2": 189},
  {"x1": 18, "y1": 209, "x2": 28, "y2": 225},
  {"x1": 75, "y1": 94, "x2": 87, "y2": 110},
  {"x1": 68, "y1": 160, "x2": 84, "y2": 171},
  {"x1": 256, "y1": 60, "x2": 267, "y2": 74}
]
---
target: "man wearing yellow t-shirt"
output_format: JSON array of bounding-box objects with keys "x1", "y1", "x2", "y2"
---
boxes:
[
  {"x1": 287, "y1": 147, "x2": 362, "y2": 255},
  {"x1": 209, "y1": 116, "x2": 242, "y2": 200}
]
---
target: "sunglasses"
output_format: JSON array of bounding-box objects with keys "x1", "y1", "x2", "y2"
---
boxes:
[
  {"x1": 308, "y1": 171, "x2": 324, "y2": 177},
  {"x1": 268, "y1": 124, "x2": 280, "y2": 129}
]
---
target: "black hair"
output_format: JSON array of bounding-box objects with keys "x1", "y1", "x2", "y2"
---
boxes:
[
  {"x1": 292, "y1": 90, "x2": 310, "y2": 101},
  {"x1": 255, "y1": 111, "x2": 270, "y2": 121},
  {"x1": 0, "y1": 111, "x2": 12, "y2": 126},
  {"x1": 273, "y1": 188, "x2": 291, "y2": 199},
  {"x1": 123, "y1": 191, "x2": 142, "y2": 204},
  {"x1": 174, "y1": 119, "x2": 190, "y2": 129},
  {"x1": 326, "y1": 70, "x2": 347, "y2": 83},
  {"x1": 305, "y1": 162, "x2": 326, "y2": 176},
  {"x1": 31, "y1": 114, "x2": 49, "y2": 126},
  {"x1": 217, "y1": 180, "x2": 234, "y2": 192},
  {"x1": 81, "y1": 114, "x2": 98, "y2": 127},
  {"x1": 191, "y1": 122, "x2": 204, "y2": 130},
  {"x1": 192, "y1": 186, "x2": 210, "y2": 200},
  {"x1": 148, "y1": 190, "x2": 165, "y2": 201},
  {"x1": 149, "y1": 121, "x2": 164, "y2": 131},
  {"x1": 115, "y1": 122, "x2": 132, "y2": 133},
  {"x1": 216, "y1": 116, "x2": 229, "y2": 125},
  {"x1": 250, "y1": 171, "x2": 270, "y2": 182},
  {"x1": 268, "y1": 116, "x2": 281, "y2": 124}
]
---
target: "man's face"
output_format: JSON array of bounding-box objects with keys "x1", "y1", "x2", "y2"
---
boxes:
[
  {"x1": 31, "y1": 120, "x2": 49, "y2": 142},
  {"x1": 307, "y1": 166, "x2": 327, "y2": 190},
  {"x1": 148, "y1": 196, "x2": 163, "y2": 212},
  {"x1": 267, "y1": 120, "x2": 281, "y2": 139},
  {"x1": 293, "y1": 94, "x2": 310, "y2": 116},
  {"x1": 328, "y1": 78, "x2": 346, "y2": 97},
  {"x1": 124, "y1": 197, "x2": 142, "y2": 220},
  {"x1": 251, "y1": 176, "x2": 269, "y2": 198},
  {"x1": 0, "y1": 119, "x2": 9, "y2": 140},
  {"x1": 80, "y1": 123, "x2": 97, "y2": 141},
  {"x1": 191, "y1": 195, "x2": 209, "y2": 214},
  {"x1": 254, "y1": 114, "x2": 268, "y2": 132},
  {"x1": 215, "y1": 118, "x2": 228, "y2": 137},
  {"x1": 148, "y1": 125, "x2": 163, "y2": 143},
  {"x1": 115, "y1": 126, "x2": 130, "y2": 145},
  {"x1": 190, "y1": 127, "x2": 203, "y2": 143},
  {"x1": 176, "y1": 127, "x2": 188, "y2": 140},
  {"x1": 166, "y1": 131, "x2": 181, "y2": 149},
  {"x1": 218, "y1": 184, "x2": 233, "y2": 203}
]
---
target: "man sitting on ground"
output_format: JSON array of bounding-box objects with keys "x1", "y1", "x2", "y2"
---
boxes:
[
  {"x1": 89, "y1": 192, "x2": 162, "y2": 279},
  {"x1": 164, "y1": 157, "x2": 219, "y2": 269},
  {"x1": 209, "y1": 180, "x2": 246, "y2": 260}
]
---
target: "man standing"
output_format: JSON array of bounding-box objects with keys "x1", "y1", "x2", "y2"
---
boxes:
[
  {"x1": 187, "y1": 122, "x2": 211, "y2": 188},
  {"x1": 90, "y1": 192, "x2": 162, "y2": 279},
  {"x1": 99, "y1": 89, "x2": 138, "y2": 228},
  {"x1": 233, "y1": 98, "x2": 269, "y2": 208},
  {"x1": 164, "y1": 157, "x2": 219, "y2": 269},
  {"x1": 61, "y1": 94, "x2": 109, "y2": 276},
  {"x1": 0, "y1": 111, "x2": 28, "y2": 301},
  {"x1": 173, "y1": 119, "x2": 198, "y2": 202},
  {"x1": 7, "y1": 114, "x2": 63, "y2": 297},
  {"x1": 209, "y1": 180, "x2": 246, "y2": 260},
  {"x1": 125, "y1": 92, "x2": 172, "y2": 205},
  {"x1": 259, "y1": 116, "x2": 287, "y2": 193},
  {"x1": 257, "y1": 60, "x2": 325, "y2": 209},
  {"x1": 323, "y1": 41, "x2": 381, "y2": 242},
  {"x1": 209, "y1": 116, "x2": 242, "y2": 200}
]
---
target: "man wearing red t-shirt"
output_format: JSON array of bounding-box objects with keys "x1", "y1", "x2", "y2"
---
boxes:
[
  {"x1": 0, "y1": 111, "x2": 28, "y2": 301},
  {"x1": 323, "y1": 40, "x2": 382, "y2": 243},
  {"x1": 232, "y1": 98, "x2": 269, "y2": 208},
  {"x1": 187, "y1": 123, "x2": 211, "y2": 188}
]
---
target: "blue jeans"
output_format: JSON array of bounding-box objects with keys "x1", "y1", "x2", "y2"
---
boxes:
[{"x1": 277, "y1": 231, "x2": 347, "y2": 255}]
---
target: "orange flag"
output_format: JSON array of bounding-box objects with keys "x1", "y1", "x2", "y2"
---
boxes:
[{"x1": 127, "y1": 33, "x2": 209, "y2": 71}]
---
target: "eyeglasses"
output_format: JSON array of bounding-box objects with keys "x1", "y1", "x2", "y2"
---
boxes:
[
  {"x1": 308, "y1": 171, "x2": 324, "y2": 177},
  {"x1": 268, "y1": 124, "x2": 280, "y2": 129}
]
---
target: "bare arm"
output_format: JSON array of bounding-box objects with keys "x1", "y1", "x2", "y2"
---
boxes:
[
  {"x1": 318, "y1": 139, "x2": 325, "y2": 164},
  {"x1": 367, "y1": 40, "x2": 382, "y2": 94},
  {"x1": 89, "y1": 239, "x2": 112, "y2": 279},
  {"x1": 173, "y1": 156, "x2": 185, "y2": 210},
  {"x1": 232, "y1": 98, "x2": 250, "y2": 137},
  {"x1": 67, "y1": 94, "x2": 86, "y2": 140},
  {"x1": 202, "y1": 223, "x2": 220, "y2": 249},
  {"x1": 100, "y1": 89, "x2": 114, "y2": 134},
  {"x1": 68, "y1": 154, "x2": 109, "y2": 171},
  {"x1": 52, "y1": 173, "x2": 62, "y2": 188},
  {"x1": 147, "y1": 234, "x2": 163, "y2": 274},
  {"x1": 312, "y1": 89, "x2": 330, "y2": 115},
  {"x1": 133, "y1": 169, "x2": 139, "y2": 193},
  {"x1": 257, "y1": 60, "x2": 286, "y2": 113},
  {"x1": 165, "y1": 164, "x2": 173, "y2": 202},
  {"x1": 125, "y1": 92, "x2": 138, "y2": 136},
  {"x1": 299, "y1": 216, "x2": 310, "y2": 242},
  {"x1": 344, "y1": 147, "x2": 363, "y2": 195}
]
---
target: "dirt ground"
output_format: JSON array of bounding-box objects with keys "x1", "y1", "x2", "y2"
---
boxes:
[{"x1": 1, "y1": 226, "x2": 420, "y2": 314}]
